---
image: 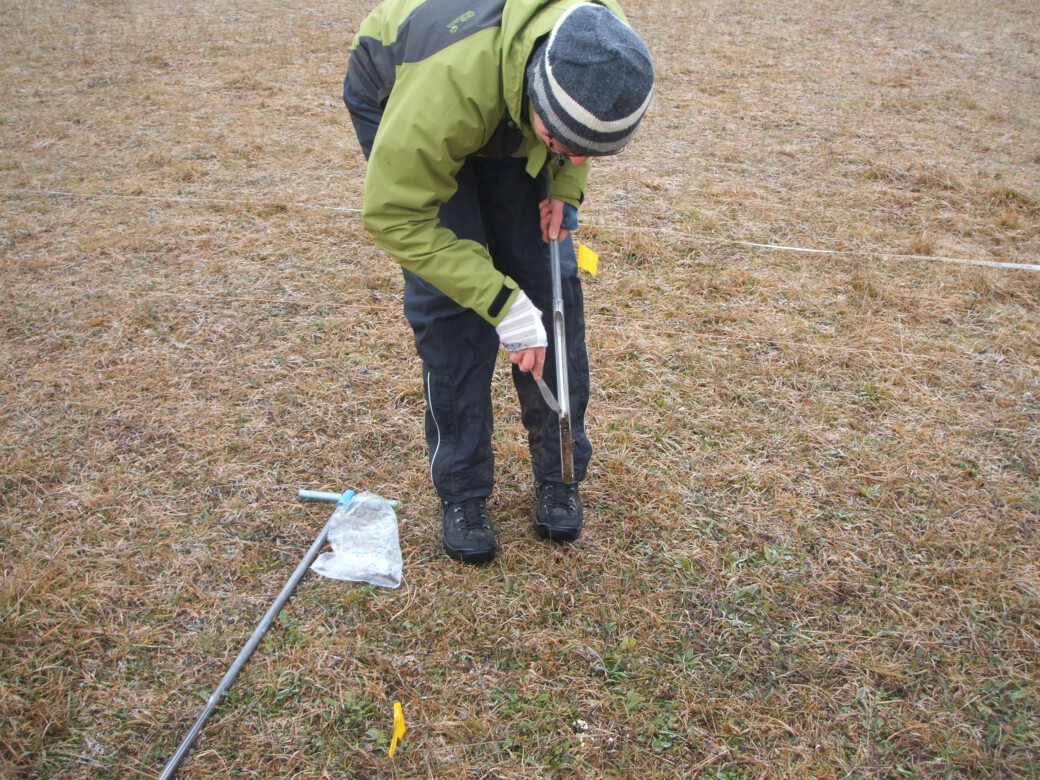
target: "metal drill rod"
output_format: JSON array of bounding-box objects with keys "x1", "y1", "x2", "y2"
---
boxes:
[
  {"x1": 158, "y1": 489, "x2": 357, "y2": 779},
  {"x1": 549, "y1": 238, "x2": 574, "y2": 483}
]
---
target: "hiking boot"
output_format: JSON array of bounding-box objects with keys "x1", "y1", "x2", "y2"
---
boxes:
[
  {"x1": 441, "y1": 498, "x2": 496, "y2": 564},
  {"x1": 534, "y1": 481, "x2": 583, "y2": 542}
]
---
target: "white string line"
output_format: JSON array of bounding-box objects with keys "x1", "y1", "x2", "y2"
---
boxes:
[
  {"x1": 585, "y1": 223, "x2": 1040, "y2": 273},
  {"x1": 6, "y1": 187, "x2": 1039, "y2": 273},
  {"x1": 738, "y1": 242, "x2": 1040, "y2": 273}
]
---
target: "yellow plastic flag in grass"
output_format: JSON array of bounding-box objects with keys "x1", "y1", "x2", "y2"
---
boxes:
[
  {"x1": 577, "y1": 244, "x2": 599, "y2": 276},
  {"x1": 388, "y1": 701, "x2": 406, "y2": 758}
]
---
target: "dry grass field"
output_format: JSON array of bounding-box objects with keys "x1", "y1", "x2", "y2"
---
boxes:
[{"x1": 2, "y1": 0, "x2": 1039, "y2": 777}]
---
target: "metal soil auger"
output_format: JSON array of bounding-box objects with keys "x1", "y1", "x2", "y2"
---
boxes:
[
  {"x1": 158, "y1": 488, "x2": 401, "y2": 779},
  {"x1": 534, "y1": 237, "x2": 575, "y2": 484}
]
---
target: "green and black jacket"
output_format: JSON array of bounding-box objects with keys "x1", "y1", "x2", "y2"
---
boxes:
[{"x1": 347, "y1": 0, "x2": 629, "y2": 325}]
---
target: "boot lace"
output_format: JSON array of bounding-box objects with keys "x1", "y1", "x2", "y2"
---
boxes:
[
  {"x1": 450, "y1": 499, "x2": 491, "y2": 532},
  {"x1": 539, "y1": 482, "x2": 577, "y2": 511}
]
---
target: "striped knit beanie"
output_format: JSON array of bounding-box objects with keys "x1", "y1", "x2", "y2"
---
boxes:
[{"x1": 526, "y1": 3, "x2": 654, "y2": 157}]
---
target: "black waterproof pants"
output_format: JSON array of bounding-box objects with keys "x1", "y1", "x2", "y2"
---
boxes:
[{"x1": 345, "y1": 81, "x2": 591, "y2": 503}]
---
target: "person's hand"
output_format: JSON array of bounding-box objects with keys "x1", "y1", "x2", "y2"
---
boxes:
[
  {"x1": 495, "y1": 290, "x2": 547, "y2": 378},
  {"x1": 539, "y1": 198, "x2": 570, "y2": 244},
  {"x1": 510, "y1": 346, "x2": 547, "y2": 381}
]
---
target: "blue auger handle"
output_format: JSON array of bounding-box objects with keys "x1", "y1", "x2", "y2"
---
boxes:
[
  {"x1": 298, "y1": 489, "x2": 398, "y2": 509},
  {"x1": 298, "y1": 489, "x2": 354, "y2": 505}
]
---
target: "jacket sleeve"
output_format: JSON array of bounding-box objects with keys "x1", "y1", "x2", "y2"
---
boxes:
[
  {"x1": 361, "y1": 55, "x2": 520, "y2": 326},
  {"x1": 546, "y1": 157, "x2": 590, "y2": 208}
]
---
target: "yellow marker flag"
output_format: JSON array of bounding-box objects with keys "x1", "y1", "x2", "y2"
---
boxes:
[
  {"x1": 577, "y1": 244, "x2": 599, "y2": 276},
  {"x1": 388, "y1": 701, "x2": 406, "y2": 758}
]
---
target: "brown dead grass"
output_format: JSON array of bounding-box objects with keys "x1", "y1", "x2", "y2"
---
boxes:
[{"x1": 2, "y1": 0, "x2": 1039, "y2": 778}]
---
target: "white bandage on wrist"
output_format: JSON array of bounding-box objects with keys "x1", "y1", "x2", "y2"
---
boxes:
[{"x1": 495, "y1": 290, "x2": 547, "y2": 352}]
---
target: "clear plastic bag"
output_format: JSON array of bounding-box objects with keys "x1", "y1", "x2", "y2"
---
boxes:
[{"x1": 310, "y1": 492, "x2": 402, "y2": 589}]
